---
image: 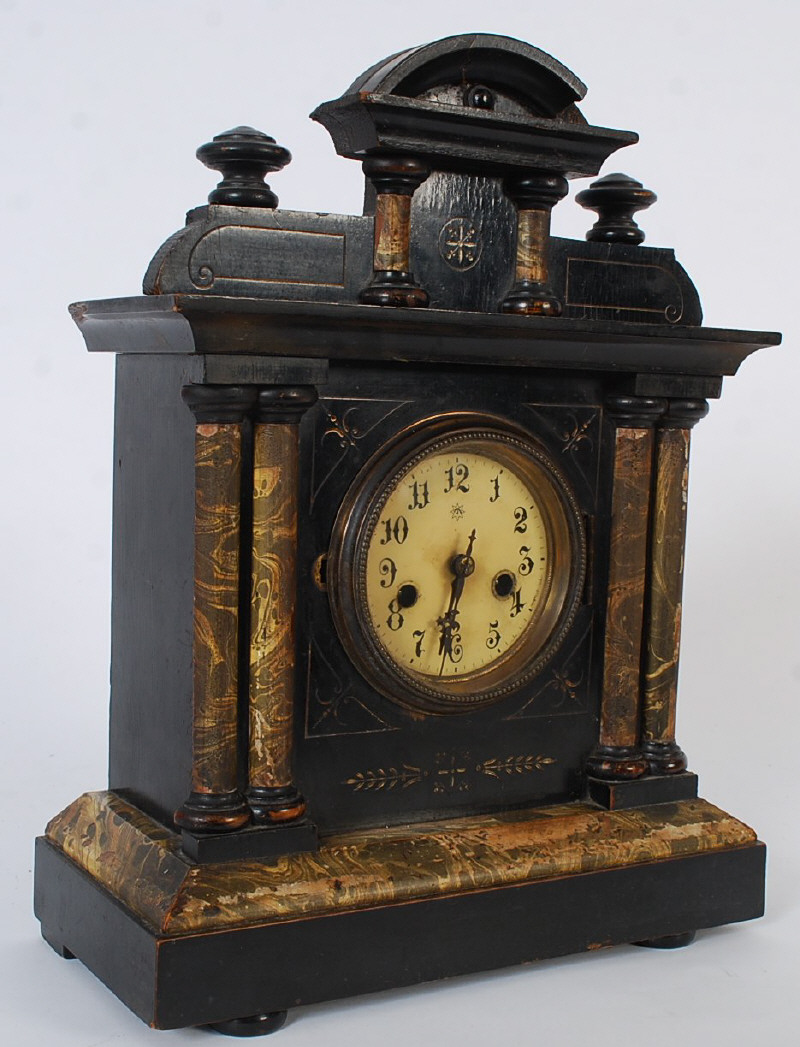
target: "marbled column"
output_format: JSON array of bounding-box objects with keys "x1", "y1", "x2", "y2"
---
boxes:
[
  {"x1": 359, "y1": 156, "x2": 430, "y2": 307},
  {"x1": 247, "y1": 387, "x2": 318, "y2": 823},
  {"x1": 500, "y1": 171, "x2": 568, "y2": 315},
  {"x1": 586, "y1": 396, "x2": 665, "y2": 781},
  {"x1": 175, "y1": 386, "x2": 257, "y2": 834},
  {"x1": 642, "y1": 399, "x2": 709, "y2": 774}
]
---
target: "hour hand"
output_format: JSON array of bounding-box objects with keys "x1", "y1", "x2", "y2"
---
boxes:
[
  {"x1": 437, "y1": 530, "x2": 477, "y2": 672},
  {"x1": 447, "y1": 529, "x2": 477, "y2": 615},
  {"x1": 451, "y1": 530, "x2": 477, "y2": 578}
]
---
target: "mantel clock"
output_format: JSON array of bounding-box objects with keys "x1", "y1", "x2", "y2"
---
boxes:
[{"x1": 34, "y1": 34, "x2": 780, "y2": 1036}]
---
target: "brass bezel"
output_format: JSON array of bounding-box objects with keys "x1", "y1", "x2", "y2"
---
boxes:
[{"x1": 327, "y1": 414, "x2": 585, "y2": 715}]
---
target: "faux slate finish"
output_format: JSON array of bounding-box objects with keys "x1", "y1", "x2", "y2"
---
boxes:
[
  {"x1": 141, "y1": 203, "x2": 703, "y2": 325},
  {"x1": 108, "y1": 354, "x2": 196, "y2": 826},
  {"x1": 71, "y1": 296, "x2": 778, "y2": 386}
]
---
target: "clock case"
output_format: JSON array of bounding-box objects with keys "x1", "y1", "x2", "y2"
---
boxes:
[{"x1": 34, "y1": 35, "x2": 779, "y2": 1033}]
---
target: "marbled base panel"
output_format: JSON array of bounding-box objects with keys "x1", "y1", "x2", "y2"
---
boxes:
[{"x1": 47, "y1": 791, "x2": 757, "y2": 937}]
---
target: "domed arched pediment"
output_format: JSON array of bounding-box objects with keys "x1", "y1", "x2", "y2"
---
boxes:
[
  {"x1": 312, "y1": 33, "x2": 636, "y2": 178},
  {"x1": 343, "y1": 33, "x2": 586, "y2": 120}
]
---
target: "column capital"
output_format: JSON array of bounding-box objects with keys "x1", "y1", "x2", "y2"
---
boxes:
[
  {"x1": 661, "y1": 398, "x2": 709, "y2": 430},
  {"x1": 182, "y1": 385, "x2": 258, "y2": 423},
  {"x1": 256, "y1": 386, "x2": 318, "y2": 424},
  {"x1": 361, "y1": 156, "x2": 430, "y2": 194},
  {"x1": 606, "y1": 395, "x2": 667, "y2": 428},
  {"x1": 503, "y1": 170, "x2": 569, "y2": 211}
]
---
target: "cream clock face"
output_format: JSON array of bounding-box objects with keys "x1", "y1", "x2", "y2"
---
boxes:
[
  {"x1": 364, "y1": 449, "x2": 549, "y2": 679},
  {"x1": 329, "y1": 423, "x2": 585, "y2": 714}
]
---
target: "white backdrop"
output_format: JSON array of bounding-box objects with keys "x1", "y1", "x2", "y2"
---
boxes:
[{"x1": 2, "y1": 2, "x2": 798, "y2": 1045}]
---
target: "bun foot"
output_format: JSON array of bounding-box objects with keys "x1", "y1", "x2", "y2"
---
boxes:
[
  {"x1": 205, "y1": 1011, "x2": 288, "y2": 1037},
  {"x1": 634, "y1": 931, "x2": 696, "y2": 949}
]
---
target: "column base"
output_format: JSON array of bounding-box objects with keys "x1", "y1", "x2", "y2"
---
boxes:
[
  {"x1": 247, "y1": 784, "x2": 307, "y2": 824},
  {"x1": 643, "y1": 740, "x2": 688, "y2": 775},
  {"x1": 585, "y1": 745, "x2": 648, "y2": 781},
  {"x1": 500, "y1": 279, "x2": 562, "y2": 316},
  {"x1": 359, "y1": 270, "x2": 429, "y2": 308},
  {"x1": 174, "y1": 790, "x2": 250, "y2": 834}
]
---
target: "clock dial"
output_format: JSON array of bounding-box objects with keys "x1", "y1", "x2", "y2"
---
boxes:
[
  {"x1": 329, "y1": 423, "x2": 585, "y2": 713},
  {"x1": 364, "y1": 449, "x2": 550, "y2": 679}
]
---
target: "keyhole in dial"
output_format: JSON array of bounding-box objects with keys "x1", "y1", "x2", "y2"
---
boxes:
[
  {"x1": 492, "y1": 571, "x2": 516, "y2": 598},
  {"x1": 397, "y1": 583, "x2": 419, "y2": 608}
]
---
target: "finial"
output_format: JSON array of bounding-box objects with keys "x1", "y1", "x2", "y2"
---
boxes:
[
  {"x1": 463, "y1": 84, "x2": 496, "y2": 110},
  {"x1": 575, "y1": 172, "x2": 656, "y2": 245},
  {"x1": 196, "y1": 126, "x2": 291, "y2": 208}
]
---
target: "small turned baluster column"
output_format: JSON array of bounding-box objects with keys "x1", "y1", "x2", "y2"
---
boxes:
[
  {"x1": 247, "y1": 387, "x2": 318, "y2": 823},
  {"x1": 175, "y1": 386, "x2": 257, "y2": 834},
  {"x1": 359, "y1": 157, "x2": 430, "y2": 307},
  {"x1": 500, "y1": 172, "x2": 568, "y2": 315},
  {"x1": 642, "y1": 399, "x2": 709, "y2": 774},
  {"x1": 586, "y1": 396, "x2": 665, "y2": 780}
]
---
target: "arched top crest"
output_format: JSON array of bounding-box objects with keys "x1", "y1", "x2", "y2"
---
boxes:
[
  {"x1": 312, "y1": 33, "x2": 636, "y2": 178},
  {"x1": 343, "y1": 33, "x2": 586, "y2": 119}
]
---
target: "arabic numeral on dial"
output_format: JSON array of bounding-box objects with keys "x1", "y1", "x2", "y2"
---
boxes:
[
  {"x1": 509, "y1": 588, "x2": 526, "y2": 619},
  {"x1": 444, "y1": 463, "x2": 470, "y2": 493},
  {"x1": 518, "y1": 546, "x2": 534, "y2": 575},
  {"x1": 448, "y1": 636, "x2": 464, "y2": 664},
  {"x1": 386, "y1": 598, "x2": 404, "y2": 631},
  {"x1": 489, "y1": 473, "x2": 501, "y2": 502},
  {"x1": 378, "y1": 557, "x2": 397, "y2": 588},
  {"x1": 407, "y1": 480, "x2": 430, "y2": 510},
  {"x1": 412, "y1": 629, "x2": 426, "y2": 658},
  {"x1": 486, "y1": 620, "x2": 501, "y2": 649},
  {"x1": 379, "y1": 516, "x2": 409, "y2": 545},
  {"x1": 514, "y1": 506, "x2": 528, "y2": 533}
]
